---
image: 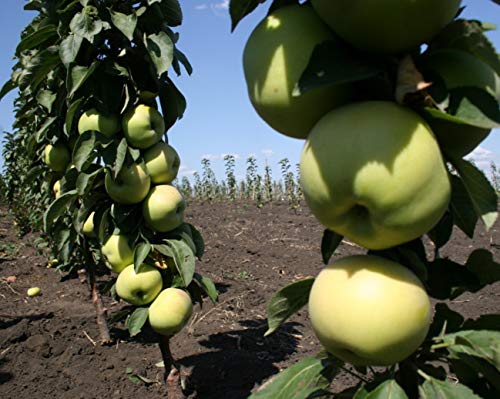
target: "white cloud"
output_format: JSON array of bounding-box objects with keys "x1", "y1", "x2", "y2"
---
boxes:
[
  {"x1": 195, "y1": 4, "x2": 208, "y2": 10},
  {"x1": 466, "y1": 146, "x2": 497, "y2": 171},
  {"x1": 201, "y1": 153, "x2": 241, "y2": 161},
  {"x1": 261, "y1": 149, "x2": 274, "y2": 158},
  {"x1": 178, "y1": 165, "x2": 197, "y2": 176},
  {"x1": 212, "y1": 0, "x2": 229, "y2": 9}
]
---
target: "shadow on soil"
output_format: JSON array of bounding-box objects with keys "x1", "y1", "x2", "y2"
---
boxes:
[{"x1": 180, "y1": 319, "x2": 304, "y2": 399}]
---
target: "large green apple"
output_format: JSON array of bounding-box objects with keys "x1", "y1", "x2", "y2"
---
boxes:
[
  {"x1": 101, "y1": 234, "x2": 134, "y2": 273},
  {"x1": 105, "y1": 162, "x2": 151, "y2": 204},
  {"x1": 309, "y1": 255, "x2": 431, "y2": 366},
  {"x1": 243, "y1": 4, "x2": 352, "y2": 139},
  {"x1": 122, "y1": 104, "x2": 165, "y2": 149},
  {"x1": 78, "y1": 108, "x2": 120, "y2": 137},
  {"x1": 44, "y1": 143, "x2": 70, "y2": 172},
  {"x1": 300, "y1": 101, "x2": 451, "y2": 250},
  {"x1": 419, "y1": 49, "x2": 500, "y2": 157},
  {"x1": 311, "y1": 0, "x2": 461, "y2": 54},
  {"x1": 144, "y1": 141, "x2": 181, "y2": 184},
  {"x1": 148, "y1": 288, "x2": 193, "y2": 336},
  {"x1": 143, "y1": 185, "x2": 185, "y2": 232},
  {"x1": 115, "y1": 263, "x2": 163, "y2": 306},
  {"x1": 82, "y1": 211, "x2": 96, "y2": 237}
]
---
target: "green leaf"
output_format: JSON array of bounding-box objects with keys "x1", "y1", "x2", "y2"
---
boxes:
[
  {"x1": 159, "y1": 78, "x2": 186, "y2": 131},
  {"x1": 428, "y1": 19, "x2": 500, "y2": 76},
  {"x1": 365, "y1": 380, "x2": 408, "y2": 399},
  {"x1": 65, "y1": 98, "x2": 84, "y2": 135},
  {"x1": 173, "y1": 48, "x2": 193, "y2": 76},
  {"x1": 265, "y1": 278, "x2": 314, "y2": 336},
  {"x1": 0, "y1": 79, "x2": 16, "y2": 102},
  {"x1": 36, "y1": 89, "x2": 57, "y2": 112},
  {"x1": 67, "y1": 62, "x2": 99, "y2": 98},
  {"x1": 321, "y1": 229, "x2": 343, "y2": 265},
  {"x1": 43, "y1": 191, "x2": 78, "y2": 233},
  {"x1": 427, "y1": 212, "x2": 453, "y2": 250},
  {"x1": 229, "y1": 0, "x2": 263, "y2": 32},
  {"x1": 164, "y1": 238, "x2": 195, "y2": 287},
  {"x1": 127, "y1": 307, "x2": 149, "y2": 337},
  {"x1": 446, "y1": 87, "x2": 500, "y2": 129},
  {"x1": 109, "y1": 10, "x2": 137, "y2": 41},
  {"x1": 72, "y1": 131, "x2": 96, "y2": 171},
  {"x1": 248, "y1": 355, "x2": 339, "y2": 399},
  {"x1": 451, "y1": 158, "x2": 498, "y2": 231},
  {"x1": 16, "y1": 25, "x2": 57, "y2": 55},
  {"x1": 70, "y1": 6, "x2": 104, "y2": 43},
  {"x1": 134, "y1": 242, "x2": 152, "y2": 273},
  {"x1": 296, "y1": 40, "x2": 385, "y2": 96},
  {"x1": 144, "y1": 31, "x2": 174, "y2": 76},
  {"x1": 148, "y1": 0, "x2": 182, "y2": 26},
  {"x1": 113, "y1": 138, "x2": 128, "y2": 179},
  {"x1": 445, "y1": 330, "x2": 500, "y2": 371},
  {"x1": 449, "y1": 175, "x2": 477, "y2": 238},
  {"x1": 76, "y1": 168, "x2": 102, "y2": 196},
  {"x1": 193, "y1": 273, "x2": 218, "y2": 303},
  {"x1": 59, "y1": 34, "x2": 83, "y2": 67},
  {"x1": 426, "y1": 258, "x2": 480, "y2": 300},
  {"x1": 419, "y1": 378, "x2": 482, "y2": 398},
  {"x1": 187, "y1": 223, "x2": 204, "y2": 259}
]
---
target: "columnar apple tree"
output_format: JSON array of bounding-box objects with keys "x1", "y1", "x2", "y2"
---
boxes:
[
  {"x1": 1, "y1": 0, "x2": 217, "y2": 392},
  {"x1": 231, "y1": 0, "x2": 500, "y2": 397}
]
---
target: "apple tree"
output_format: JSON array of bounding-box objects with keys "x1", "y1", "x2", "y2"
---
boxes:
[
  {"x1": 230, "y1": 0, "x2": 500, "y2": 397},
  {"x1": 1, "y1": 0, "x2": 217, "y2": 393}
]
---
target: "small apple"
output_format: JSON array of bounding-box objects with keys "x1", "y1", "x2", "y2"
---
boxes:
[
  {"x1": 311, "y1": 0, "x2": 461, "y2": 54},
  {"x1": 53, "y1": 179, "x2": 61, "y2": 198},
  {"x1": 143, "y1": 185, "x2": 186, "y2": 232},
  {"x1": 101, "y1": 234, "x2": 134, "y2": 273},
  {"x1": 419, "y1": 49, "x2": 500, "y2": 157},
  {"x1": 243, "y1": 4, "x2": 352, "y2": 139},
  {"x1": 148, "y1": 288, "x2": 193, "y2": 336},
  {"x1": 122, "y1": 104, "x2": 165, "y2": 149},
  {"x1": 115, "y1": 263, "x2": 163, "y2": 306},
  {"x1": 144, "y1": 141, "x2": 181, "y2": 184},
  {"x1": 78, "y1": 108, "x2": 120, "y2": 137},
  {"x1": 300, "y1": 101, "x2": 451, "y2": 250},
  {"x1": 82, "y1": 211, "x2": 96, "y2": 237},
  {"x1": 105, "y1": 162, "x2": 151, "y2": 204},
  {"x1": 309, "y1": 255, "x2": 431, "y2": 366},
  {"x1": 27, "y1": 287, "x2": 42, "y2": 297},
  {"x1": 44, "y1": 143, "x2": 70, "y2": 172}
]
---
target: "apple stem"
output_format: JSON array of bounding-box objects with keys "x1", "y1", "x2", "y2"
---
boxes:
[
  {"x1": 416, "y1": 369, "x2": 432, "y2": 381},
  {"x1": 87, "y1": 260, "x2": 112, "y2": 344},
  {"x1": 158, "y1": 334, "x2": 184, "y2": 398}
]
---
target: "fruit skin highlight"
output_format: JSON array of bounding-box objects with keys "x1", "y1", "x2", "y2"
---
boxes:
[
  {"x1": 300, "y1": 101, "x2": 451, "y2": 250},
  {"x1": 104, "y1": 162, "x2": 151, "y2": 205},
  {"x1": 311, "y1": 0, "x2": 462, "y2": 54},
  {"x1": 143, "y1": 185, "x2": 186, "y2": 232},
  {"x1": 78, "y1": 109, "x2": 120, "y2": 137},
  {"x1": 144, "y1": 141, "x2": 181, "y2": 184},
  {"x1": 309, "y1": 255, "x2": 432, "y2": 366},
  {"x1": 243, "y1": 4, "x2": 352, "y2": 139},
  {"x1": 115, "y1": 264, "x2": 163, "y2": 306},
  {"x1": 44, "y1": 143, "x2": 70, "y2": 172},
  {"x1": 122, "y1": 104, "x2": 165, "y2": 149}
]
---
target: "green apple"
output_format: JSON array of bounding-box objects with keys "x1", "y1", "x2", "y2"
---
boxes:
[
  {"x1": 148, "y1": 288, "x2": 193, "y2": 336},
  {"x1": 243, "y1": 4, "x2": 352, "y2": 139},
  {"x1": 309, "y1": 255, "x2": 431, "y2": 366},
  {"x1": 300, "y1": 101, "x2": 451, "y2": 250},
  {"x1": 122, "y1": 104, "x2": 165, "y2": 149},
  {"x1": 311, "y1": 0, "x2": 461, "y2": 54},
  {"x1": 78, "y1": 109, "x2": 120, "y2": 137},
  {"x1": 419, "y1": 49, "x2": 500, "y2": 157},
  {"x1": 53, "y1": 179, "x2": 61, "y2": 198},
  {"x1": 143, "y1": 185, "x2": 186, "y2": 232},
  {"x1": 144, "y1": 141, "x2": 181, "y2": 184},
  {"x1": 115, "y1": 263, "x2": 163, "y2": 306},
  {"x1": 82, "y1": 211, "x2": 96, "y2": 237},
  {"x1": 105, "y1": 162, "x2": 151, "y2": 204},
  {"x1": 101, "y1": 234, "x2": 134, "y2": 273},
  {"x1": 44, "y1": 143, "x2": 70, "y2": 172}
]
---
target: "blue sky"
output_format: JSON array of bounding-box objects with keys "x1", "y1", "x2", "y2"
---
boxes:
[{"x1": 0, "y1": 0, "x2": 499, "y2": 182}]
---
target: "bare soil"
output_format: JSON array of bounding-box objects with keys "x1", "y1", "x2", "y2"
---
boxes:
[{"x1": 0, "y1": 201, "x2": 499, "y2": 398}]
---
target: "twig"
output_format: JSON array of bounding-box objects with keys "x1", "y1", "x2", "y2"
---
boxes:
[
  {"x1": 87, "y1": 260, "x2": 111, "y2": 344},
  {"x1": 158, "y1": 335, "x2": 184, "y2": 398},
  {"x1": 83, "y1": 330, "x2": 97, "y2": 346}
]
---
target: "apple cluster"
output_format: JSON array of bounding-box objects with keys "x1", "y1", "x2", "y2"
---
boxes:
[
  {"x1": 241, "y1": 1, "x2": 483, "y2": 366},
  {"x1": 43, "y1": 103, "x2": 193, "y2": 337}
]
